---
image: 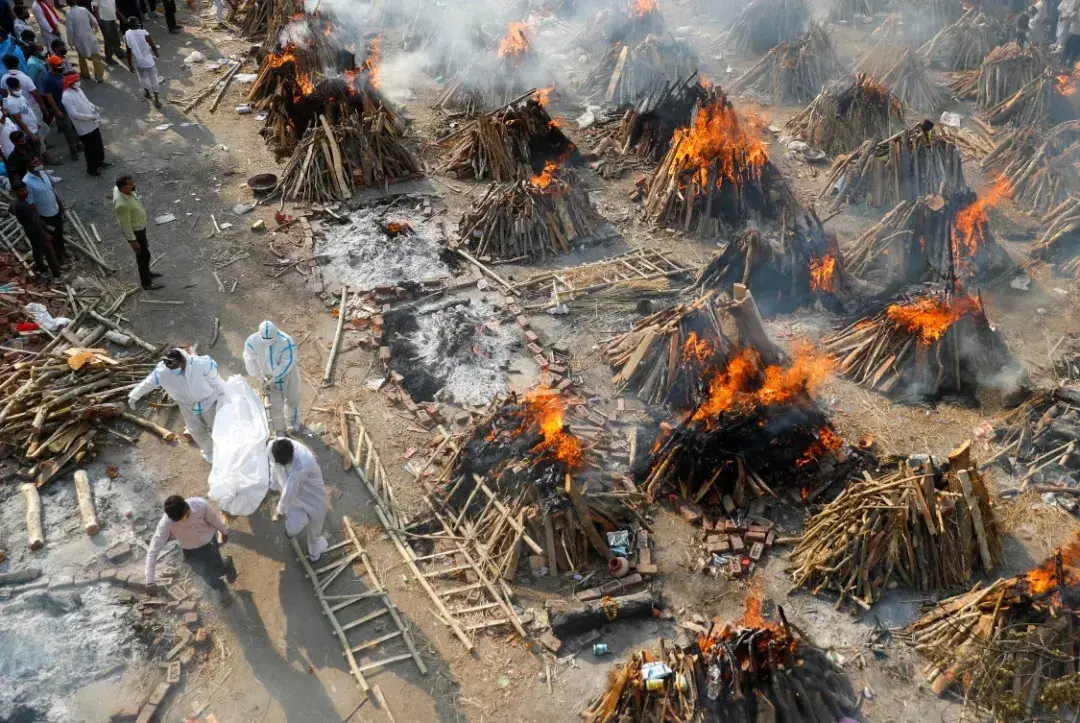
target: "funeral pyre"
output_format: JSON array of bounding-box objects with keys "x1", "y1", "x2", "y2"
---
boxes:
[
  {"x1": 230, "y1": 0, "x2": 300, "y2": 46},
  {"x1": 843, "y1": 184, "x2": 1016, "y2": 288},
  {"x1": 897, "y1": 0, "x2": 964, "y2": 46},
  {"x1": 827, "y1": 0, "x2": 890, "y2": 23},
  {"x1": 854, "y1": 44, "x2": 943, "y2": 113},
  {"x1": 722, "y1": 0, "x2": 810, "y2": 56},
  {"x1": 948, "y1": 41, "x2": 1048, "y2": 110},
  {"x1": 1032, "y1": 194, "x2": 1080, "y2": 277},
  {"x1": 982, "y1": 69, "x2": 1071, "y2": 128},
  {"x1": 452, "y1": 161, "x2": 608, "y2": 261},
  {"x1": 790, "y1": 442, "x2": 1002, "y2": 612},
  {"x1": 906, "y1": 537, "x2": 1080, "y2": 719},
  {"x1": 822, "y1": 284, "x2": 1017, "y2": 400},
  {"x1": 993, "y1": 386, "x2": 1080, "y2": 491},
  {"x1": 820, "y1": 122, "x2": 967, "y2": 210},
  {"x1": 436, "y1": 21, "x2": 554, "y2": 113},
  {"x1": 917, "y1": 8, "x2": 1004, "y2": 71},
  {"x1": 982, "y1": 121, "x2": 1080, "y2": 217},
  {"x1": 642, "y1": 85, "x2": 798, "y2": 236},
  {"x1": 785, "y1": 74, "x2": 904, "y2": 157},
  {"x1": 581, "y1": 603, "x2": 858, "y2": 723},
  {"x1": 729, "y1": 22, "x2": 845, "y2": 105},
  {"x1": 581, "y1": 33, "x2": 699, "y2": 107},
  {"x1": 438, "y1": 94, "x2": 578, "y2": 182}
]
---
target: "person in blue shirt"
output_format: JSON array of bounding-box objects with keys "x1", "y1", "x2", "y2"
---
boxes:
[
  {"x1": 0, "y1": 31, "x2": 29, "y2": 74},
  {"x1": 22, "y1": 156, "x2": 68, "y2": 264}
]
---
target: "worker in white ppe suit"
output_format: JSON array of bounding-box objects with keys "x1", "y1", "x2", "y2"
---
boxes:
[
  {"x1": 129, "y1": 348, "x2": 227, "y2": 463},
  {"x1": 243, "y1": 320, "x2": 301, "y2": 433},
  {"x1": 268, "y1": 437, "x2": 328, "y2": 562}
]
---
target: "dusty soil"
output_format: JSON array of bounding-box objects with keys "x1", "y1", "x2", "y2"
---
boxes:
[{"x1": 3, "y1": 1, "x2": 1080, "y2": 722}]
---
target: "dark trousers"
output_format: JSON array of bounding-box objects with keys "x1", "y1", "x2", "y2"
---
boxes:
[
  {"x1": 140, "y1": 0, "x2": 157, "y2": 14},
  {"x1": 55, "y1": 116, "x2": 81, "y2": 158},
  {"x1": 182, "y1": 536, "x2": 226, "y2": 591},
  {"x1": 101, "y1": 19, "x2": 122, "y2": 60},
  {"x1": 1065, "y1": 35, "x2": 1080, "y2": 66},
  {"x1": 28, "y1": 233, "x2": 62, "y2": 275},
  {"x1": 162, "y1": 0, "x2": 177, "y2": 29},
  {"x1": 133, "y1": 227, "x2": 153, "y2": 286},
  {"x1": 41, "y1": 212, "x2": 66, "y2": 260},
  {"x1": 80, "y1": 128, "x2": 105, "y2": 173}
]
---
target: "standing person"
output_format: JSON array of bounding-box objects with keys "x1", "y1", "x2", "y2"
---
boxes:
[
  {"x1": 30, "y1": 0, "x2": 60, "y2": 49},
  {"x1": 49, "y1": 38, "x2": 74, "y2": 73},
  {"x1": 4, "y1": 52, "x2": 48, "y2": 118},
  {"x1": 123, "y1": 16, "x2": 157, "y2": 106},
  {"x1": 22, "y1": 156, "x2": 67, "y2": 263},
  {"x1": 1031, "y1": 0, "x2": 1050, "y2": 44},
  {"x1": 92, "y1": 0, "x2": 121, "y2": 62},
  {"x1": 25, "y1": 41, "x2": 47, "y2": 87},
  {"x1": 65, "y1": 0, "x2": 102, "y2": 82},
  {"x1": 113, "y1": 174, "x2": 163, "y2": 289},
  {"x1": 114, "y1": 0, "x2": 138, "y2": 30},
  {"x1": 43, "y1": 54, "x2": 77, "y2": 159},
  {"x1": 243, "y1": 321, "x2": 301, "y2": 433},
  {"x1": 268, "y1": 437, "x2": 328, "y2": 562},
  {"x1": 13, "y1": 5, "x2": 33, "y2": 41},
  {"x1": 0, "y1": 113, "x2": 19, "y2": 158},
  {"x1": 5, "y1": 130, "x2": 34, "y2": 183},
  {"x1": 60, "y1": 71, "x2": 107, "y2": 174},
  {"x1": 145, "y1": 495, "x2": 236, "y2": 606},
  {"x1": 129, "y1": 348, "x2": 226, "y2": 462},
  {"x1": 10, "y1": 179, "x2": 63, "y2": 279},
  {"x1": 3, "y1": 78, "x2": 44, "y2": 157},
  {"x1": 160, "y1": 0, "x2": 177, "y2": 32},
  {"x1": 0, "y1": 1, "x2": 15, "y2": 37}
]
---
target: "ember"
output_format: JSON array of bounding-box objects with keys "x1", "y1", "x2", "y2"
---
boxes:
[{"x1": 629, "y1": 0, "x2": 659, "y2": 17}]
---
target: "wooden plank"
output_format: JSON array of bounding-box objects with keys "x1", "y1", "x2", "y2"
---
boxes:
[
  {"x1": 565, "y1": 474, "x2": 613, "y2": 561},
  {"x1": 957, "y1": 469, "x2": 994, "y2": 573}
]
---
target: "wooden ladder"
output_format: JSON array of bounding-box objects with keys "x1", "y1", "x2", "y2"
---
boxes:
[
  {"x1": 291, "y1": 515, "x2": 427, "y2": 718},
  {"x1": 508, "y1": 248, "x2": 694, "y2": 301}
]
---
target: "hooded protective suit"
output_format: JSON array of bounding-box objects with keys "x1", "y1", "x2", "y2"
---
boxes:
[
  {"x1": 268, "y1": 438, "x2": 328, "y2": 561},
  {"x1": 129, "y1": 350, "x2": 226, "y2": 462},
  {"x1": 243, "y1": 321, "x2": 301, "y2": 433}
]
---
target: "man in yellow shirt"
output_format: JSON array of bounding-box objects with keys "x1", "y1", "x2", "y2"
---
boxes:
[{"x1": 113, "y1": 173, "x2": 163, "y2": 289}]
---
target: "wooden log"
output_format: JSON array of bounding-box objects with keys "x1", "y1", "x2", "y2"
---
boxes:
[
  {"x1": 73, "y1": 470, "x2": 100, "y2": 535},
  {"x1": 550, "y1": 590, "x2": 658, "y2": 637},
  {"x1": 22, "y1": 483, "x2": 44, "y2": 550},
  {"x1": 323, "y1": 286, "x2": 349, "y2": 385},
  {"x1": 565, "y1": 474, "x2": 613, "y2": 562}
]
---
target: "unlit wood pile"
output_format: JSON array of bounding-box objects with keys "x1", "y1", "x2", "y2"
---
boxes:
[
  {"x1": 981, "y1": 121, "x2": 1080, "y2": 216},
  {"x1": 822, "y1": 285, "x2": 1015, "y2": 398},
  {"x1": 994, "y1": 387, "x2": 1080, "y2": 487},
  {"x1": 730, "y1": 22, "x2": 845, "y2": 104},
  {"x1": 918, "y1": 9, "x2": 1004, "y2": 71},
  {"x1": 820, "y1": 123, "x2": 967, "y2": 209},
  {"x1": 582, "y1": 619, "x2": 858, "y2": 723},
  {"x1": 828, "y1": 0, "x2": 890, "y2": 23},
  {"x1": 949, "y1": 42, "x2": 1047, "y2": 109},
  {"x1": 1032, "y1": 195, "x2": 1080, "y2": 275},
  {"x1": 722, "y1": 0, "x2": 810, "y2": 55},
  {"x1": 791, "y1": 442, "x2": 1001, "y2": 611},
  {"x1": 906, "y1": 540, "x2": 1080, "y2": 717},
  {"x1": 856, "y1": 45, "x2": 944, "y2": 112},
  {"x1": 982, "y1": 70, "x2": 1053, "y2": 127},
  {"x1": 786, "y1": 74, "x2": 904, "y2": 156},
  {"x1": 899, "y1": 0, "x2": 964, "y2": 46},
  {"x1": 438, "y1": 96, "x2": 575, "y2": 182},
  {"x1": 230, "y1": 0, "x2": 296, "y2": 40},
  {"x1": 277, "y1": 112, "x2": 420, "y2": 203},
  {"x1": 454, "y1": 172, "x2": 606, "y2": 261},
  {"x1": 582, "y1": 34, "x2": 698, "y2": 106}
]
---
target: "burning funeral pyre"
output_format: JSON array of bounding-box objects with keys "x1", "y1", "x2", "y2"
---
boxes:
[
  {"x1": 822, "y1": 284, "x2": 1017, "y2": 400},
  {"x1": 790, "y1": 442, "x2": 1002, "y2": 611},
  {"x1": 581, "y1": 604, "x2": 858, "y2": 722},
  {"x1": 642, "y1": 85, "x2": 798, "y2": 235},
  {"x1": 230, "y1": 0, "x2": 300, "y2": 46},
  {"x1": 993, "y1": 386, "x2": 1080, "y2": 490},
  {"x1": 843, "y1": 185, "x2": 1016, "y2": 288},
  {"x1": 729, "y1": 22, "x2": 846, "y2": 105},
  {"x1": 948, "y1": 41, "x2": 1048, "y2": 110},
  {"x1": 982, "y1": 121, "x2": 1080, "y2": 217},
  {"x1": 906, "y1": 537, "x2": 1080, "y2": 718},
  {"x1": 854, "y1": 44, "x2": 944, "y2": 113},
  {"x1": 982, "y1": 70, "x2": 1063, "y2": 128},
  {"x1": 437, "y1": 94, "x2": 578, "y2": 182},
  {"x1": 820, "y1": 122, "x2": 967, "y2": 210},
  {"x1": 722, "y1": 0, "x2": 810, "y2": 56},
  {"x1": 785, "y1": 75, "x2": 904, "y2": 157},
  {"x1": 917, "y1": 8, "x2": 1004, "y2": 71},
  {"x1": 581, "y1": 34, "x2": 699, "y2": 107},
  {"x1": 453, "y1": 162, "x2": 607, "y2": 261},
  {"x1": 435, "y1": 21, "x2": 554, "y2": 113}
]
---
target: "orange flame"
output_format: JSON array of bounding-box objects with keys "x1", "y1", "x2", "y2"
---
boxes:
[
  {"x1": 796, "y1": 426, "x2": 842, "y2": 466},
  {"x1": 630, "y1": 0, "x2": 659, "y2": 17},
  {"x1": 809, "y1": 254, "x2": 837, "y2": 293},
  {"x1": 1025, "y1": 535, "x2": 1080, "y2": 595},
  {"x1": 681, "y1": 331, "x2": 713, "y2": 365},
  {"x1": 738, "y1": 585, "x2": 775, "y2": 629},
  {"x1": 885, "y1": 294, "x2": 982, "y2": 346},
  {"x1": 268, "y1": 44, "x2": 298, "y2": 69},
  {"x1": 362, "y1": 36, "x2": 382, "y2": 91},
  {"x1": 296, "y1": 72, "x2": 315, "y2": 98},
  {"x1": 951, "y1": 177, "x2": 1012, "y2": 260},
  {"x1": 1056, "y1": 62, "x2": 1080, "y2": 96},
  {"x1": 529, "y1": 160, "x2": 560, "y2": 190},
  {"x1": 524, "y1": 389, "x2": 583, "y2": 468},
  {"x1": 671, "y1": 96, "x2": 769, "y2": 191},
  {"x1": 535, "y1": 84, "x2": 555, "y2": 107},
  {"x1": 498, "y1": 21, "x2": 531, "y2": 63}
]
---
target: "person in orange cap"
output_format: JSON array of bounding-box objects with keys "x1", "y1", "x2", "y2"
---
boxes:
[
  {"x1": 42, "y1": 53, "x2": 80, "y2": 160},
  {"x1": 61, "y1": 71, "x2": 110, "y2": 175}
]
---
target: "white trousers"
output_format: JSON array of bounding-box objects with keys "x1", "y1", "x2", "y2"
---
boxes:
[
  {"x1": 266, "y1": 366, "x2": 301, "y2": 433},
  {"x1": 285, "y1": 503, "x2": 327, "y2": 560},
  {"x1": 180, "y1": 395, "x2": 219, "y2": 458},
  {"x1": 135, "y1": 64, "x2": 159, "y2": 92}
]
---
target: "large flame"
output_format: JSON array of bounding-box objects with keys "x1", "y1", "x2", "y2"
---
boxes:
[
  {"x1": 529, "y1": 160, "x2": 559, "y2": 190},
  {"x1": 268, "y1": 44, "x2": 299, "y2": 69},
  {"x1": 1025, "y1": 535, "x2": 1080, "y2": 595},
  {"x1": 952, "y1": 177, "x2": 1012, "y2": 260},
  {"x1": 363, "y1": 35, "x2": 382, "y2": 91},
  {"x1": 670, "y1": 95, "x2": 769, "y2": 191},
  {"x1": 524, "y1": 389, "x2": 583, "y2": 468},
  {"x1": 535, "y1": 84, "x2": 555, "y2": 107},
  {"x1": 630, "y1": 0, "x2": 659, "y2": 17},
  {"x1": 796, "y1": 426, "x2": 842, "y2": 466},
  {"x1": 809, "y1": 254, "x2": 837, "y2": 293},
  {"x1": 885, "y1": 294, "x2": 982, "y2": 346},
  {"x1": 681, "y1": 331, "x2": 713, "y2": 366},
  {"x1": 1057, "y1": 62, "x2": 1080, "y2": 96},
  {"x1": 498, "y1": 21, "x2": 531, "y2": 63}
]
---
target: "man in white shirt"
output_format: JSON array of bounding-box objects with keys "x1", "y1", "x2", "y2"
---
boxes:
[
  {"x1": 61, "y1": 71, "x2": 110, "y2": 175},
  {"x1": 145, "y1": 495, "x2": 236, "y2": 605},
  {"x1": 92, "y1": 0, "x2": 123, "y2": 63},
  {"x1": 123, "y1": 16, "x2": 160, "y2": 107},
  {"x1": 66, "y1": 0, "x2": 104, "y2": 82},
  {"x1": 31, "y1": 0, "x2": 62, "y2": 49},
  {"x1": 1, "y1": 114, "x2": 20, "y2": 158}
]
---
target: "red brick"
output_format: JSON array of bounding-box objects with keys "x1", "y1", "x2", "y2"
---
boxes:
[
  {"x1": 729, "y1": 535, "x2": 745, "y2": 553},
  {"x1": 524, "y1": 330, "x2": 539, "y2": 343},
  {"x1": 749, "y1": 542, "x2": 765, "y2": 561},
  {"x1": 635, "y1": 563, "x2": 658, "y2": 575}
]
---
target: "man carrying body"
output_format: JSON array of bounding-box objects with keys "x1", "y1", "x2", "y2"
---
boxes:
[
  {"x1": 10, "y1": 178, "x2": 62, "y2": 279},
  {"x1": 268, "y1": 437, "x2": 328, "y2": 562},
  {"x1": 145, "y1": 495, "x2": 235, "y2": 606},
  {"x1": 129, "y1": 347, "x2": 226, "y2": 463},
  {"x1": 243, "y1": 320, "x2": 301, "y2": 433},
  {"x1": 23, "y1": 156, "x2": 67, "y2": 264}
]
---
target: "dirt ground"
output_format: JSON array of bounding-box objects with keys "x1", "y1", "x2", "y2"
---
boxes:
[{"x1": 4, "y1": 0, "x2": 1080, "y2": 721}]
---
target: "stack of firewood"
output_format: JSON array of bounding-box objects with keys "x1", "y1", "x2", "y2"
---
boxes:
[
  {"x1": 982, "y1": 70, "x2": 1054, "y2": 127},
  {"x1": 786, "y1": 74, "x2": 904, "y2": 156},
  {"x1": 437, "y1": 95, "x2": 576, "y2": 182},
  {"x1": 856, "y1": 44, "x2": 944, "y2": 112},
  {"x1": 906, "y1": 540, "x2": 1080, "y2": 717},
  {"x1": 918, "y1": 8, "x2": 1004, "y2": 71},
  {"x1": 949, "y1": 41, "x2": 1048, "y2": 109},
  {"x1": 981, "y1": 121, "x2": 1080, "y2": 216},
  {"x1": 435, "y1": 22, "x2": 553, "y2": 113},
  {"x1": 822, "y1": 285, "x2": 1015, "y2": 398},
  {"x1": 276, "y1": 112, "x2": 421, "y2": 203},
  {"x1": 791, "y1": 442, "x2": 1002, "y2": 611},
  {"x1": 722, "y1": 0, "x2": 810, "y2": 56},
  {"x1": 827, "y1": 0, "x2": 890, "y2": 23},
  {"x1": 453, "y1": 169, "x2": 606, "y2": 261},
  {"x1": 581, "y1": 34, "x2": 699, "y2": 107},
  {"x1": 1033, "y1": 195, "x2": 1080, "y2": 275},
  {"x1": 820, "y1": 123, "x2": 967, "y2": 209},
  {"x1": 994, "y1": 387, "x2": 1080, "y2": 487},
  {"x1": 730, "y1": 22, "x2": 845, "y2": 104},
  {"x1": 899, "y1": 0, "x2": 964, "y2": 46}
]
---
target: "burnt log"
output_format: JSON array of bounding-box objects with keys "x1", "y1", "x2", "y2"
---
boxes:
[{"x1": 550, "y1": 590, "x2": 660, "y2": 637}]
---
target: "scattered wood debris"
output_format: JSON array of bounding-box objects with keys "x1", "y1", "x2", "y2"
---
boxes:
[{"x1": 994, "y1": 386, "x2": 1080, "y2": 491}]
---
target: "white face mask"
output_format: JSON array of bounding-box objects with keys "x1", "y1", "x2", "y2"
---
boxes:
[{"x1": 11, "y1": 89, "x2": 21, "y2": 97}]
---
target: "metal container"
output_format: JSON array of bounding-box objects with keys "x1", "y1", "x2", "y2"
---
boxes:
[
  {"x1": 593, "y1": 643, "x2": 609, "y2": 656},
  {"x1": 645, "y1": 678, "x2": 666, "y2": 693}
]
